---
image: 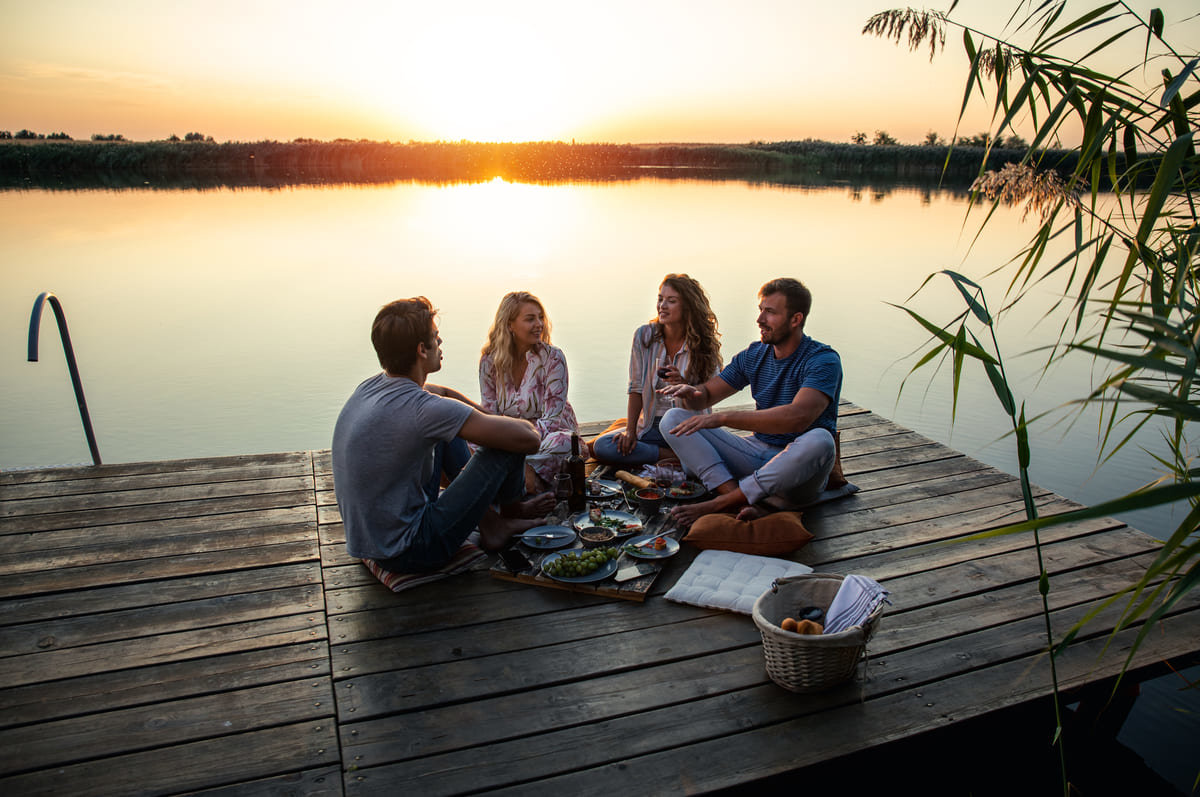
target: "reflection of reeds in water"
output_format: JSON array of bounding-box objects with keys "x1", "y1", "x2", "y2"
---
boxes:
[{"x1": 0, "y1": 138, "x2": 1075, "y2": 191}]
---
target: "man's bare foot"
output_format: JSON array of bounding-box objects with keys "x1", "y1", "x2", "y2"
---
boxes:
[
  {"x1": 735, "y1": 504, "x2": 771, "y2": 521},
  {"x1": 500, "y1": 491, "x2": 555, "y2": 518},
  {"x1": 670, "y1": 497, "x2": 741, "y2": 529},
  {"x1": 478, "y1": 510, "x2": 548, "y2": 552}
]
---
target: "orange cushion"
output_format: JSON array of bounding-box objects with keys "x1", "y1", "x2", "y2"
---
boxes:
[
  {"x1": 684, "y1": 511, "x2": 814, "y2": 556},
  {"x1": 591, "y1": 418, "x2": 627, "y2": 438},
  {"x1": 826, "y1": 431, "x2": 847, "y2": 490},
  {"x1": 585, "y1": 418, "x2": 627, "y2": 474}
]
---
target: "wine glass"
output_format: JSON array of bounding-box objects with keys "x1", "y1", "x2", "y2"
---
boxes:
[{"x1": 553, "y1": 473, "x2": 572, "y2": 512}]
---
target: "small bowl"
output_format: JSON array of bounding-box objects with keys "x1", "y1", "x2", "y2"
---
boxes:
[
  {"x1": 578, "y1": 525, "x2": 616, "y2": 547},
  {"x1": 635, "y1": 487, "x2": 665, "y2": 516}
]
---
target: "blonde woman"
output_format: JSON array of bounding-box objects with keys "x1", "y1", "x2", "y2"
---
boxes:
[
  {"x1": 479, "y1": 292, "x2": 580, "y2": 493},
  {"x1": 592, "y1": 274, "x2": 722, "y2": 468}
]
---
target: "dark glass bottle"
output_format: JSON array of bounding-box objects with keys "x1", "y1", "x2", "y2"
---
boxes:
[{"x1": 567, "y1": 433, "x2": 586, "y2": 512}]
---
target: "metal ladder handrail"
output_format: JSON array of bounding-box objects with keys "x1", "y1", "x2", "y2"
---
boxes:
[{"x1": 27, "y1": 291, "x2": 102, "y2": 466}]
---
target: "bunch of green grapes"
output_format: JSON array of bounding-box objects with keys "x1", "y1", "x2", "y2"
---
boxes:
[{"x1": 543, "y1": 547, "x2": 619, "y2": 578}]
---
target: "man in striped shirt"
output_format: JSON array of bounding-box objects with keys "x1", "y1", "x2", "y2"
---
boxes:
[{"x1": 660, "y1": 278, "x2": 841, "y2": 527}]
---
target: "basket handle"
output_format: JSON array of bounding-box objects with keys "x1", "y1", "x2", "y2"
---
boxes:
[{"x1": 769, "y1": 573, "x2": 825, "y2": 593}]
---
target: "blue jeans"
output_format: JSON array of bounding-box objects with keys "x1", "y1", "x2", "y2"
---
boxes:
[
  {"x1": 424, "y1": 437, "x2": 471, "y2": 499},
  {"x1": 376, "y1": 440, "x2": 526, "y2": 573},
  {"x1": 661, "y1": 407, "x2": 835, "y2": 507},
  {"x1": 592, "y1": 417, "x2": 669, "y2": 468}
]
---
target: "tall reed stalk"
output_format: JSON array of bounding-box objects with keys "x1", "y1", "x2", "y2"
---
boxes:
[
  {"x1": 868, "y1": 1, "x2": 1199, "y2": 791},
  {"x1": 894, "y1": 271, "x2": 1068, "y2": 791}
]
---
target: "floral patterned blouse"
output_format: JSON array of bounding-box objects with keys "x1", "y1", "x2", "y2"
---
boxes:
[{"x1": 479, "y1": 342, "x2": 579, "y2": 483}]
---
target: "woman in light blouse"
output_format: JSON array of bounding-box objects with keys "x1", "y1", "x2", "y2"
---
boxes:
[
  {"x1": 479, "y1": 291, "x2": 580, "y2": 493},
  {"x1": 592, "y1": 274, "x2": 722, "y2": 468}
]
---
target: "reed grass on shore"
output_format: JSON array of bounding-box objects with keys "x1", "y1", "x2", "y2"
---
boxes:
[{"x1": 0, "y1": 138, "x2": 1063, "y2": 188}]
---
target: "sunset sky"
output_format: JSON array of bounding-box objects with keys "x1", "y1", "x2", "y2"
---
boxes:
[{"x1": 2, "y1": 0, "x2": 1195, "y2": 145}]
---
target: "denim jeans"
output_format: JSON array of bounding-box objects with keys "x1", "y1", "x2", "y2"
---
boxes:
[
  {"x1": 591, "y1": 417, "x2": 669, "y2": 468},
  {"x1": 424, "y1": 437, "x2": 471, "y2": 499},
  {"x1": 661, "y1": 407, "x2": 835, "y2": 507},
  {"x1": 376, "y1": 440, "x2": 526, "y2": 573}
]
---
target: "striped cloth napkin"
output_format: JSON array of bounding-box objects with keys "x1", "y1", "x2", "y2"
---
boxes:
[{"x1": 824, "y1": 574, "x2": 890, "y2": 634}]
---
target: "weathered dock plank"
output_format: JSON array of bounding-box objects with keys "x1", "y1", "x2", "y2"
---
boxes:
[
  {"x1": 0, "y1": 401, "x2": 1194, "y2": 795},
  {"x1": 0, "y1": 453, "x2": 336, "y2": 795}
]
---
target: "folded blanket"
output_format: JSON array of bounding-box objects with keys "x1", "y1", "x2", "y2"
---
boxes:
[
  {"x1": 824, "y1": 574, "x2": 890, "y2": 634},
  {"x1": 361, "y1": 538, "x2": 486, "y2": 593}
]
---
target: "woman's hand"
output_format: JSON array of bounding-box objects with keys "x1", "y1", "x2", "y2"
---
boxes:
[
  {"x1": 657, "y1": 363, "x2": 683, "y2": 384},
  {"x1": 616, "y1": 427, "x2": 638, "y2": 455}
]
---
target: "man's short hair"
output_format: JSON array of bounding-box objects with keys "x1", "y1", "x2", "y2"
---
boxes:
[
  {"x1": 760, "y1": 278, "x2": 812, "y2": 325},
  {"x1": 372, "y1": 297, "x2": 436, "y2": 374}
]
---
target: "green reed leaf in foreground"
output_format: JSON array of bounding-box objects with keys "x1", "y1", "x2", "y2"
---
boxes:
[
  {"x1": 953, "y1": 482, "x2": 1200, "y2": 542},
  {"x1": 872, "y1": 3, "x2": 1200, "y2": 791},
  {"x1": 887, "y1": 304, "x2": 997, "y2": 363}
]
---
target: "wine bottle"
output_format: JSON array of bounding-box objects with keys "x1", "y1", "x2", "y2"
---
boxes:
[{"x1": 567, "y1": 433, "x2": 586, "y2": 512}]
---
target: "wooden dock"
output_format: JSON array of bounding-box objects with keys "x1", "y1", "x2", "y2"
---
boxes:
[{"x1": 1, "y1": 402, "x2": 1197, "y2": 795}]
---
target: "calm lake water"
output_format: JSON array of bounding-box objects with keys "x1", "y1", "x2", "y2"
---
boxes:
[{"x1": 1, "y1": 176, "x2": 1196, "y2": 789}]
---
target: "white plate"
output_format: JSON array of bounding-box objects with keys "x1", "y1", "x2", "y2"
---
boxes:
[{"x1": 569, "y1": 509, "x2": 643, "y2": 536}]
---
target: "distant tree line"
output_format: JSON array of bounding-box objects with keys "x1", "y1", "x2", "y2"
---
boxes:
[
  {"x1": 0, "y1": 136, "x2": 1083, "y2": 188},
  {"x1": 851, "y1": 129, "x2": 1028, "y2": 149},
  {"x1": 2, "y1": 129, "x2": 73, "y2": 140},
  {"x1": 0, "y1": 128, "x2": 216, "y2": 142}
]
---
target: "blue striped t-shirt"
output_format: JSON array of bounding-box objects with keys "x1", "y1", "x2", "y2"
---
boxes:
[{"x1": 717, "y1": 337, "x2": 842, "y2": 446}]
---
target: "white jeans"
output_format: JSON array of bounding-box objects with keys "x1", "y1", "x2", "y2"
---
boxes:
[{"x1": 661, "y1": 407, "x2": 836, "y2": 508}]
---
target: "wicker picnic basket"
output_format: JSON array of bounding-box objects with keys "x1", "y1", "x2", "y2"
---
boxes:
[{"x1": 751, "y1": 573, "x2": 884, "y2": 693}]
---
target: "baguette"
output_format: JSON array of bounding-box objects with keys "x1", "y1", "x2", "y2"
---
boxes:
[{"x1": 614, "y1": 470, "x2": 653, "y2": 489}]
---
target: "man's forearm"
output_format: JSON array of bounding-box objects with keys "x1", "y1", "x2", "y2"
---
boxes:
[
  {"x1": 459, "y1": 411, "x2": 540, "y2": 454},
  {"x1": 714, "y1": 404, "x2": 818, "y2": 436},
  {"x1": 427, "y1": 383, "x2": 485, "y2": 413}
]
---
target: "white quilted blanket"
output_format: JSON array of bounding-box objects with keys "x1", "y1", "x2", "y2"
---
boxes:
[{"x1": 664, "y1": 549, "x2": 814, "y2": 615}]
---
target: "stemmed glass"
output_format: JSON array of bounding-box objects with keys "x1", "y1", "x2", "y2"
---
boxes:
[{"x1": 553, "y1": 473, "x2": 572, "y2": 516}]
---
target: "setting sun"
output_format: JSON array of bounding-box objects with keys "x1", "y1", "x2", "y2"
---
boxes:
[
  {"x1": 380, "y1": 17, "x2": 577, "y2": 142},
  {"x1": 332, "y1": 5, "x2": 593, "y2": 142}
]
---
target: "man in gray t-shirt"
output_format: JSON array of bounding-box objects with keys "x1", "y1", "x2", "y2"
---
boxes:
[{"x1": 332, "y1": 297, "x2": 553, "y2": 572}]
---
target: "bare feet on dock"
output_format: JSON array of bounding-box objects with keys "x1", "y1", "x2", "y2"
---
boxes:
[
  {"x1": 500, "y1": 491, "x2": 555, "y2": 518},
  {"x1": 669, "y1": 497, "x2": 738, "y2": 528},
  {"x1": 478, "y1": 510, "x2": 548, "y2": 552},
  {"x1": 669, "y1": 482, "x2": 762, "y2": 528},
  {"x1": 735, "y1": 504, "x2": 770, "y2": 521}
]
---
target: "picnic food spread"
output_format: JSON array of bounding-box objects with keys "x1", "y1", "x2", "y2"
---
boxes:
[{"x1": 492, "y1": 466, "x2": 783, "y2": 600}]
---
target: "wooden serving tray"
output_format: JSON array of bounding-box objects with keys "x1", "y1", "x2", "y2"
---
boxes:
[{"x1": 490, "y1": 544, "x2": 664, "y2": 602}]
